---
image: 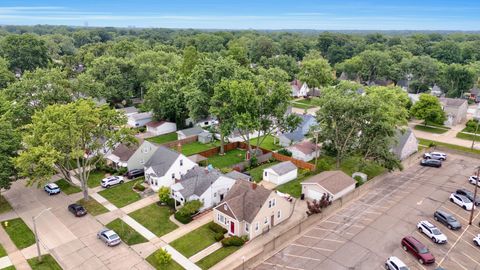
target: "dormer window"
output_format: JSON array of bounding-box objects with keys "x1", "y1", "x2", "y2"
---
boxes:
[
  {"x1": 223, "y1": 204, "x2": 227, "y2": 211},
  {"x1": 171, "y1": 173, "x2": 175, "y2": 179},
  {"x1": 180, "y1": 159, "x2": 183, "y2": 166}
]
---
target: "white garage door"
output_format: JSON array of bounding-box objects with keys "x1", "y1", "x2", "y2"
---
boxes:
[{"x1": 307, "y1": 189, "x2": 323, "y2": 200}]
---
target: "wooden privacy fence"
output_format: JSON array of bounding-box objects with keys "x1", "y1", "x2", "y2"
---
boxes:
[
  {"x1": 272, "y1": 152, "x2": 316, "y2": 171},
  {"x1": 161, "y1": 135, "x2": 198, "y2": 148}
]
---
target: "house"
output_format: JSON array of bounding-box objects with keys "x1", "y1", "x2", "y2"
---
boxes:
[
  {"x1": 177, "y1": 127, "x2": 204, "y2": 140},
  {"x1": 290, "y1": 80, "x2": 309, "y2": 97},
  {"x1": 391, "y1": 128, "x2": 418, "y2": 161},
  {"x1": 287, "y1": 140, "x2": 319, "y2": 162},
  {"x1": 186, "y1": 117, "x2": 218, "y2": 128},
  {"x1": 198, "y1": 131, "x2": 213, "y2": 144},
  {"x1": 117, "y1": 106, "x2": 138, "y2": 117},
  {"x1": 127, "y1": 140, "x2": 161, "y2": 171},
  {"x1": 439, "y1": 98, "x2": 468, "y2": 127},
  {"x1": 278, "y1": 114, "x2": 317, "y2": 147},
  {"x1": 146, "y1": 121, "x2": 177, "y2": 136},
  {"x1": 301, "y1": 171, "x2": 356, "y2": 201},
  {"x1": 106, "y1": 143, "x2": 139, "y2": 168},
  {"x1": 469, "y1": 87, "x2": 480, "y2": 102},
  {"x1": 431, "y1": 84, "x2": 443, "y2": 97},
  {"x1": 144, "y1": 146, "x2": 197, "y2": 191},
  {"x1": 216, "y1": 129, "x2": 260, "y2": 143},
  {"x1": 225, "y1": 170, "x2": 252, "y2": 182},
  {"x1": 170, "y1": 166, "x2": 237, "y2": 211},
  {"x1": 213, "y1": 181, "x2": 293, "y2": 240},
  {"x1": 127, "y1": 112, "x2": 153, "y2": 128},
  {"x1": 263, "y1": 161, "x2": 298, "y2": 185}
]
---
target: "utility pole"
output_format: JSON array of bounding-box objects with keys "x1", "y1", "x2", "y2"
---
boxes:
[
  {"x1": 469, "y1": 167, "x2": 480, "y2": 225},
  {"x1": 32, "y1": 208, "x2": 51, "y2": 262}
]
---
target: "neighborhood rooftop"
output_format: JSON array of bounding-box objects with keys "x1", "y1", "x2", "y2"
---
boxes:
[
  {"x1": 290, "y1": 140, "x2": 317, "y2": 155},
  {"x1": 173, "y1": 166, "x2": 223, "y2": 198},
  {"x1": 131, "y1": 111, "x2": 153, "y2": 120},
  {"x1": 146, "y1": 120, "x2": 167, "y2": 128},
  {"x1": 268, "y1": 161, "x2": 297, "y2": 175},
  {"x1": 439, "y1": 97, "x2": 467, "y2": 107},
  {"x1": 111, "y1": 143, "x2": 139, "y2": 162},
  {"x1": 144, "y1": 145, "x2": 180, "y2": 175},
  {"x1": 178, "y1": 127, "x2": 204, "y2": 137},
  {"x1": 303, "y1": 170, "x2": 356, "y2": 195}
]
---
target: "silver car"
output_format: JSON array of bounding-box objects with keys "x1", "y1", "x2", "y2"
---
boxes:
[{"x1": 97, "y1": 229, "x2": 121, "y2": 246}]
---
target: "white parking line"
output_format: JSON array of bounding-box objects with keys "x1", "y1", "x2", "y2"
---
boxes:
[
  {"x1": 461, "y1": 239, "x2": 480, "y2": 253},
  {"x1": 262, "y1": 262, "x2": 305, "y2": 270},
  {"x1": 448, "y1": 256, "x2": 469, "y2": 270},
  {"x1": 439, "y1": 206, "x2": 470, "y2": 223},
  {"x1": 288, "y1": 244, "x2": 334, "y2": 253},
  {"x1": 461, "y1": 251, "x2": 480, "y2": 265}
]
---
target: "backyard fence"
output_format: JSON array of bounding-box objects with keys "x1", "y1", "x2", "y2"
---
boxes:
[
  {"x1": 272, "y1": 152, "x2": 316, "y2": 171},
  {"x1": 161, "y1": 135, "x2": 198, "y2": 148},
  {"x1": 231, "y1": 152, "x2": 273, "y2": 171}
]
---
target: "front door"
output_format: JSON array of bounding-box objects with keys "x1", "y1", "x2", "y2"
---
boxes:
[
  {"x1": 271, "y1": 215, "x2": 275, "y2": 227},
  {"x1": 220, "y1": 193, "x2": 224, "y2": 201},
  {"x1": 230, "y1": 221, "x2": 235, "y2": 234}
]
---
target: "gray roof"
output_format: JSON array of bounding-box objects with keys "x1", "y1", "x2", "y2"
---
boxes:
[
  {"x1": 303, "y1": 171, "x2": 356, "y2": 195},
  {"x1": 119, "y1": 107, "x2": 138, "y2": 115},
  {"x1": 131, "y1": 112, "x2": 153, "y2": 120},
  {"x1": 471, "y1": 87, "x2": 480, "y2": 95},
  {"x1": 173, "y1": 167, "x2": 223, "y2": 198},
  {"x1": 267, "y1": 161, "x2": 297, "y2": 175},
  {"x1": 144, "y1": 146, "x2": 180, "y2": 176},
  {"x1": 225, "y1": 170, "x2": 252, "y2": 181},
  {"x1": 392, "y1": 128, "x2": 414, "y2": 157},
  {"x1": 178, "y1": 127, "x2": 204, "y2": 137},
  {"x1": 111, "y1": 143, "x2": 139, "y2": 162},
  {"x1": 198, "y1": 131, "x2": 212, "y2": 138},
  {"x1": 432, "y1": 84, "x2": 443, "y2": 93},
  {"x1": 281, "y1": 129, "x2": 304, "y2": 143},
  {"x1": 439, "y1": 97, "x2": 467, "y2": 108}
]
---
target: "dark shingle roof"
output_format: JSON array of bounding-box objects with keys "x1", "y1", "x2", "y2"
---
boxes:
[
  {"x1": 112, "y1": 143, "x2": 139, "y2": 162},
  {"x1": 267, "y1": 161, "x2": 297, "y2": 175},
  {"x1": 144, "y1": 146, "x2": 180, "y2": 176},
  {"x1": 173, "y1": 167, "x2": 222, "y2": 198},
  {"x1": 303, "y1": 171, "x2": 356, "y2": 195},
  {"x1": 281, "y1": 129, "x2": 304, "y2": 142},
  {"x1": 225, "y1": 170, "x2": 252, "y2": 182}
]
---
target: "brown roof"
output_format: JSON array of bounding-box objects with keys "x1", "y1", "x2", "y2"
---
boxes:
[
  {"x1": 146, "y1": 121, "x2": 166, "y2": 128},
  {"x1": 111, "y1": 143, "x2": 139, "y2": 162},
  {"x1": 215, "y1": 180, "x2": 271, "y2": 223},
  {"x1": 290, "y1": 140, "x2": 317, "y2": 155},
  {"x1": 302, "y1": 171, "x2": 356, "y2": 195},
  {"x1": 439, "y1": 97, "x2": 467, "y2": 108}
]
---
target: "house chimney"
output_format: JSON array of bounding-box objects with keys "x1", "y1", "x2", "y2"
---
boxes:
[{"x1": 177, "y1": 143, "x2": 182, "y2": 153}]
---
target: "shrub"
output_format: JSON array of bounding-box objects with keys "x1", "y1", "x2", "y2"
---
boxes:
[
  {"x1": 214, "y1": 232, "x2": 225, "y2": 241},
  {"x1": 209, "y1": 222, "x2": 228, "y2": 234},
  {"x1": 158, "y1": 186, "x2": 171, "y2": 204},
  {"x1": 353, "y1": 175, "x2": 363, "y2": 187},
  {"x1": 250, "y1": 156, "x2": 258, "y2": 167},
  {"x1": 174, "y1": 212, "x2": 192, "y2": 224},
  {"x1": 117, "y1": 167, "x2": 128, "y2": 175},
  {"x1": 428, "y1": 141, "x2": 437, "y2": 148},
  {"x1": 154, "y1": 248, "x2": 172, "y2": 265},
  {"x1": 138, "y1": 126, "x2": 146, "y2": 133},
  {"x1": 221, "y1": 236, "x2": 245, "y2": 247},
  {"x1": 316, "y1": 159, "x2": 332, "y2": 172},
  {"x1": 277, "y1": 149, "x2": 292, "y2": 157},
  {"x1": 465, "y1": 119, "x2": 479, "y2": 133},
  {"x1": 166, "y1": 198, "x2": 176, "y2": 209},
  {"x1": 133, "y1": 182, "x2": 145, "y2": 191},
  {"x1": 177, "y1": 200, "x2": 202, "y2": 217}
]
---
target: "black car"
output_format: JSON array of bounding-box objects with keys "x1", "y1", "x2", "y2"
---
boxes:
[
  {"x1": 434, "y1": 210, "x2": 461, "y2": 230},
  {"x1": 124, "y1": 169, "x2": 144, "y2": 179},
  {"x1": 68, "y1": 203, "x2": 87, "y2": 217},
  {"x1": 456, "y1": 188, "x2": 480, "y2": 206},
  {"x1": 420, "y1": 159, "x2": 442, "y2": 168}
]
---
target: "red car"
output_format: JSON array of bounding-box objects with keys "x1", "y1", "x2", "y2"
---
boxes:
[{"x1": 401, "y1": 236, "x2": 435, "y2": 264}]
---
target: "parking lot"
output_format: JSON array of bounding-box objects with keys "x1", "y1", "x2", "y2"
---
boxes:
[{"x1": 255, "y1": 153, "x2": 480, "y2": 270}]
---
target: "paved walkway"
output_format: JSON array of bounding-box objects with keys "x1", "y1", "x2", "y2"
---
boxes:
[
  {"x1": 408, "y1": 120, "x2": 477, "y2": 148},
  {"x1": 90, "y1": 193, "x2": 118, "y2": 211},
  {"x1": 168, "y1": 214, "x2": 183, "y2": 227},
  {"x1": 164, "y1": 245, "x2": 201, "y2": 270},
  {"x1": 0, "y1": 225, "x2": 31, "y2": 270},
  {"x1": 189, "y1": 242, "x2": 222, "y2": 263},
  {"x1": 161, "y1": 212, "x2": 212, "y2": 243},
  {"x1": 120, "y1": 196, "x2": 159, "y2": 214},
  {"x1": 121, "y1": 216, "x2": 156, "y2": 241}
]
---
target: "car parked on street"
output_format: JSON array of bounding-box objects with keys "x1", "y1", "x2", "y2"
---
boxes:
[
  {"x1": 68, "y1": 203, "x2": 87, "y2": 217},
  {"x1": 124, "y1": 169, "x2": 144, "y2": 179},
  {"x1": 423, "y1": 152, "x2": 447, "y2": 161},
  {"x1": 434, "y1": 210, "x2": 461, "y2": 230},
  {"x1": 474, "y1": 235, "x2": 480, "y2": 246},
  {"x1": 401, "y1": 236, "x2": 435, "y2": 264},
  {"x1": 417, "y1": 220, "x2": 447, "y2": 244},
  {"x1": 385, "y1": 256, "x2": 409, "y2": 270},
  {"x1": 44, "y1": 183, "x2": 60, "y2": 195},
  {"x1": 449, "y1": 193, "x2": 474, "y2": 210},
  {"x1": 468, "y1": 175, "x2": 480, "y2": 187},
  {"x1": 456, "y1": 188, "x2": 480, "y2": 206},
  {"x1": 101, "y1": 176, "x2": 124, "y2": 188},
  {"x1": 420, "y1": 159, "x2": 442, "y2": 168},
  {"x1": 97, "y1": 228, "x2": 121, "y2": 246}
]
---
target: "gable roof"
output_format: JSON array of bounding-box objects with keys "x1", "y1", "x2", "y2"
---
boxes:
[
  {"x1": 172, "y1": 166, "x2": 223, "y2": 198},
  {"x1": 177, "y1": 127, "x2": 204, "y2": 137},
  {"x1": 215, "y1": 181, "x2": 271, "y2": 223},
  {"x1": 111, "y1": 143, "x2": 139, "y2": 162},
  {"x1": 288, "y1": 140, "x2": 317, "y2": 155},
  {"x1": 302, "y1": 171, "x2": 356, "y2": 195},
  {"x1": 131, "y1": 112, "x2": 153, "y2": 120},
  {"x1": 392, "y1": 128, "x2": 415, "y2": 157},
  {"x1": 146, "y1": 121, "x2": 168, "y2": 128},
  {"x1": 432, "y1": 84, "x2": 442, "y2": 93},
  {"x1": 280, "y1": 129, "x2": 304, "y2": 143},
  {"x1": 118, "y1": 107, "x2": 138, "y2": 115},
  {"x1": 225, "y1": 170, "x2": 252, "y2": 182},
  {"x1": 439, "y1": 97, "x2": 467, "y2": 108},
  {"x1": 144, "y1": 146, "x2": 181, "y2": 176},
  {"x1": 267, "y1": 161, "x2": 297, "y2": 175}
]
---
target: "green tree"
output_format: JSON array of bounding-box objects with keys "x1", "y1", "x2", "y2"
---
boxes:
[
  {"x1": 0, "y1": 57, "x2": 14, "y2": 89},
  {"x1": 298, "y1": 52, "x2": 335, "y2": 88},
  {"x1": 438, "y1": 64, "x2": 475, "y2": 97},
  {"x1": 158, "y1": 187, "x2": 171, "y2": 204},
  {"x1": 0, "y1": 118, "x2": 21, "y2": 190},
  {"x1": 1, "y1": 34, "x2": 50, "y2": 71},
  {"x1": 432, "y1": 41, "x2": 463, "y2": 64},
  {"x1": 410, "y1": 94, "x2": 446, "y2": 126},
  {"x1": 180, "y1": 46, "x2": 198, "y2": 76},
  {"x1": 336, "y1": 50, "x2": 393, "y2": 83},
  {"x1": 154, "y1": 249, "x2": 172, "y2": 265}
]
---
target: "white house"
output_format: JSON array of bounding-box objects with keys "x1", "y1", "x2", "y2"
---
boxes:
[
  {"x1": 127, "y1": 140, "x2": 161, "y2": 171},
  {"x1": 301, "y1": 171, "x2": 356, "y2": 201},
  {"x1": 290, "y1": 80, "x2": 310, "y2": 97},
  {"x1": 127, "y1": 112, "x2": 153, "y2": 128},
  {"x1": 177, "y1": 127, "x2": 204, "y2": 140},
  {"x1": 287, "y1": 140, "x2": 320, "y2": 162},
  {"x1": 263, "y1": 161, "x2": 298, "y2": 185},
  {"x1": 106, "y1": 143, "x2": 139, "y2": 168},
  {"x1": 170, "y1": 167, "x2": 237, "y2": 211},
  {"x1": 391, "y1": 128, "x2": 418, "y2": 161},
  {"x1": 146, "y1": 121, "x2": 177, "y2": 136},
  {"x1": 439, "y1": 98, "x2": 468, "y2": 127},
  {"x1": 186, "y1": 117, "x2": 218, "y2": 128},
  {"x1": 144, "y1": 146, "x2": 196, "y2": 191}
]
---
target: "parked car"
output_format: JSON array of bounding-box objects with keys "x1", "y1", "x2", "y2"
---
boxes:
[
  {"x1": 423, "y1": 152, "x2": 447, "y2": 161},
  {"x1": 97, "y1": 228, "x2": 121, "y2": 246},
  {"x1": 474, "y1": 235, "x2": 480, "y2": 246},
  {"x1": 385, "y1": 256, "x2": 409, "y2": 270},
  {"x1": 434, "y1": 210, "x2": 461, "y2": 230},
  {"x1": 420, "y1": 159, "x2": 442, "y2": 168},
  {"x1": 124, "y1": 169, "x2": 144, "y2": 179},
  {"x1": 456, "y1": 188, "x2": 480, "y2": 206},
  {"x1": 44, "y1": 183, "x2": 60, "y2": 195},
  {"x1": 468, "y1": 175, "x2": 480, "y2": 187},
  {"x1": 68, "y1": 203, "x2": 87, "y2": 217},
  {"x1": 417, "y1": 220, "x2": 447, "y2": 244},
  {"x1": 449, "y1": 193, "x2": 474, "y2": 210},
  {"x1": 401, "y1": 236, "x2": 435, "y2": 264},
  {"x1": 101, "y1": 176, "x2": 124, "y2": 188}
]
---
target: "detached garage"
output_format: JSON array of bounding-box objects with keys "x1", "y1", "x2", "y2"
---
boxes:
[
  {"x1": 263, "y1": 161, "x2": 298, "y2": 185},
  {"x1": 301, "y1": 171, "x2": 356, "y2": 201},
  {"x1": 146, "y1": 121, "x2": 177, "y2": 136}
]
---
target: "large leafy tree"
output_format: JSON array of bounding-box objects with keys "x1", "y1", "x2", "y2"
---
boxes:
[
  {"x1": 438, "y1": 64, "x2": 475, "y2": 98},
  {"x1": 398, "y1": 56, "x2": 441, "y2": 92},
  {"x1": 336, "y1": 50, "x2": 393, "y2": 83},
  {"x1": 298, "y1": 51, "x2": 335, "y2": 88},
  {"x1": 14, "y1": 99, "x2": 134, "y2": 200},
  {"x1": 1, "y1": 34, "x2": 50, "y2": 71},
  {"x1": 0, "y1": 57, "x2": 14, "y2": 89},
  {"x1": 432, "y1": 41, "x2": 463, "y2": 64},
  {"x1": 410, "y1": 94, "x2": 446, "y2": 126},
  {"x1": 0, "y1": 93, "x2": 21, "y2": 190}
]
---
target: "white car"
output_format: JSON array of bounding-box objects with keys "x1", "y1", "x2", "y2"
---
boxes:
[
  {"x1": 417, "y1": 220, "x2": 447, "y2": 244},
  {"x1": 44, "y1": 183, "x2": 61, "y2": 195},
  {"x1": 474, "y1": 235, "x2": 480, "y2": 246},
  {"x1": 101, "y1": 176, "x2": 124, "y2": 188},
  {"x1": 469, "y1": 175, "x2": 480, "y2": 187},
  {"x1": 423, "y1": 152, "x2": 447, "y2": 161},
  {"x1": 385, "y1": 256, "x2": 409, "y2": 270},
  {"x1": 97, "y1": 228, "x2": 121, "y2": 246},
  {"x1": 450, "y1": 193, "x2": 474, "y2": 210}
]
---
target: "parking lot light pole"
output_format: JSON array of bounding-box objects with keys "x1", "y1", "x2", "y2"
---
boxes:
[
  {"x1": 469, "y1": 167, "x2": 480, "y2": 225},
  {"x1": 32, "y1": 208, "x2": 51, "y2": 262}
]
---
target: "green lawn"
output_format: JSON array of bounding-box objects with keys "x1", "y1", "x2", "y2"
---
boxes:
[
  {"x1": 456, "y1": 132, "x2": 480, "y2": 141},
  {"x1": 249, "y1": 135, "x2": 282, "y2": 151},
  {"x1": 178, "y1": 141, "x2": 220, "y2": 156},
  {"x1": 0, "y1": 266, "x2": 15, "y2": 270},
  {"x1": 98, "y1": 180, "x2": 142, "y2": 208},
  {"x1": 87, "y1": 170, "x2": 108, "y2": 188},
  {"x1": 77, "y1": 197, "x2": 109, "y2": 216},
  {"x1": 418, "y1": 138, "x2": 480, "y2": 155},
  {"x1": 146, "y1": 249, "x2": 184, "y2": 270},
  {"x1": 0, "y1": 243, "x2": 6, "y2": 257},
  {"x1": 207, "y1": 149, "x2": 246, "y2": 169},
  {"x1": 0, "y1": 195, "x2": 12, "y2": 214},
  {"x1": 247, "y1": 161, "x2": 280, "y2": 183},
  {"x1": 147, "y1": 132, "x2": 178, "y2": 145},
  {"x1": 196, "y1": 246, "x2": 241, "y2": 270},
  {"x1": 27, "y1": 255, "x2": 62, "y2": 270},
  {"x1": 276, "y1": 170, "x2": 313, "y2": 198},
  {"x1": 170, "y1": 222, "x2": 218, "y2": 258},
  {"x1": 414, "y1": 125, "x2": 449, "y2": 134},
  {"x1": 54, "y1": 179, "x2": 81, "y2": 195},
  {"x1": 1, "y1": 218, "x2": 36, "y2": 249},
  {"x1": 129, "y1": 204, "x2": 178, "y2": 237},
  {"x1": 290, "y1": 102, "x2": 313, "y2": 110},
  {"x1": 106, "y1": 218, "x2": 147, "y2": 245}
]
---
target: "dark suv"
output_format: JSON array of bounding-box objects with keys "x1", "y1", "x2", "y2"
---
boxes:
[
  {"x1": 124, "y1": 169, "x2": 144, "y2": 179},
  {"x1": 420, "y1": 159, "x2": 442, "y2": 168},
  {"x1": 456, "y1": 188, "x2": 480, "y2": 206},
  {"x1": 434, "y1": 210, "x2": 461, "y2": 230},
  {"x1": 401, "y1": 236, "x2": 435, "y2": 264},
  {"x1": 68, "y1": 203, "x2": 87, "y2": 217}
]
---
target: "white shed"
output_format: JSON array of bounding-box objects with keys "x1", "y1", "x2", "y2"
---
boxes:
[
  {"x1": 263, "y1": 161, "x2": 298, "y2": 185},
  {"x1": 301, "y1": 171, "x2": 356, "y2": 201},
  {"x1": 146, "y1": 121, "x2": 177, "y2": 136},
  {"x1": 127, "y1": 112, "x2": 153, "y2": 127}
]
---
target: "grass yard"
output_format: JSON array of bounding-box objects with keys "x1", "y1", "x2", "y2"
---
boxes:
[
  {"x1": 196, "y1": 246, "x2": 241, "y2": 270},
  {"x1": 290, "y1": 101, "x2": 313, "y2": 110},
  {"x1": 54, "y1": 179, "x2": 81, "y2": 195},
  {"x1": 0, "y1": 243, "x2": 6, "y2": 257},
  {"x1": 27, "y1": 255, "x2": 62, "y2": 270},
  {"x1": 170, "y1": 222, "x2": 218, "y2": 258},
  {"x1": 414, "y1": 125, "x2": 449, "y2": 134},
  {"x1": 207, "y1": 149, "x2": 246, "y2": 169},
  {"x1": 147, "y1": 132, "x2": 178, "y2": 145},
  {"x1": 106, "y1": 218, "x2": 147, "y2": 245},
  {"x1": 87, "y1": 170, "x2": 109, "y2": 188},
  {"x1": 456, "y1": 132, "x2": 480, "y2": 141},
  {"x1": 1, "y1": 218, "x2": 35, "y2": 249},
  {"x1": 276, "y1": 170, "x2": 313, "y2": 198},
  {"x1": 1, "y1": 266, "x2": 15, "y2": 270},
  {"x1": 129, "y1": 204, "x2": 178, "y2": 237},
  {"x1": 418, "y1": 138, "x2": 480, "y2": 155},
  {"x1": 0, "y1": 195, "x2": 12, "y2": 214},
  {"x1": 247, "y1": 161, "x2": 280, "y2": 183},
  {"x1": 77, "y1": 197, "x2": 109, "y2": 216},
  {"x1": 178, "y1": 141, "x2": 220, "y2": 156},
  {"x1": 98, "y1": 180, "x2": 142, "y2": 208},
  {"x1": 146, "y1": 249, "x2": 184, "y2": 270},
  {"x1": 249, "y1": 135, "x2": 282, "y2": 151}
]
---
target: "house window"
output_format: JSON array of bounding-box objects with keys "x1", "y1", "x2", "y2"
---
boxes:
[
  {"x1": 255, "y1": 222, "x2": 259, "y2": 231},
  {"x1": 272, "y1": 198, "x2": 276, "y2": 207},
  {"x1": 219, "y1": 214, "x2": 224, "y2": 223},
  {"x1": 171, "y1": 173, "x2": 175, "y2": 179},
  {"x1": 180, "y1": 159, "x2": 183, "y2": 166},
  {"x1": 264, "y1": 171, "x2": 267, "y2": 177},
  {"x1": 214, "y1": 192, "x2": 217, "y2": 198},
  {"x1": 277, "y1": 210, "x2": 281, "y2": 219},
  {"x1": 264, "y1": 217, "x2": 268, "y2": 224},
  {"x1": 268, "y1": 200, "x2": 272, "y2": 208},
  {"x1": 245, "y1": 223, "x2": 249, "y2": 232}
]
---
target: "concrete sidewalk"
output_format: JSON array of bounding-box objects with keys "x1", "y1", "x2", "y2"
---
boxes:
[
  {"x1": 161, "y1": 211, "x2": 212, "y2": 243},
  {"x1": 121, "y1": 215, "x2": 156, "y2": 241},
  {"x1": 164, "y1": 245, "x2": 201, "y2": 270},
  {"x1": 189, "y1": 242, "x2": 222, "y2": 263},
  {"x1": 0, "y1": 226, "x2": 31, "y2": 270},
  {"x1": 90, "y1": 193, "x2": 118, "y2": 211},
  {"x1": 121, "y1": 195, "x2": 158, "y2": 214}
]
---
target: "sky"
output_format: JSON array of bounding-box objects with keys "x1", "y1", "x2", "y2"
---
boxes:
[{"x1": 1, "y1": 0, "x2": 479, "y2": 30}]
